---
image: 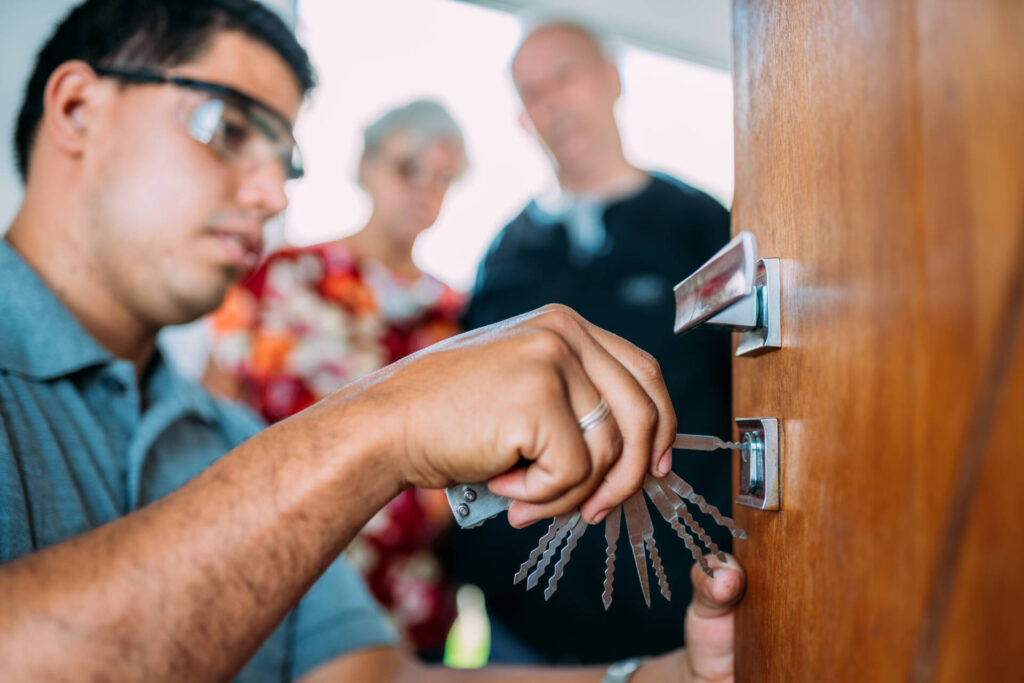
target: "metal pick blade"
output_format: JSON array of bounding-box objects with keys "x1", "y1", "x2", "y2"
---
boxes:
[
  {"x1": 639, "y1": 509, "x2": 671, "y2": 602},
  {"x1": 673, "y1": 433, "x2": 742, "y2": 451},
  {"x1": 662, "y1": 471, "x2": 747, "y2": 540},
  {"x1": 623, "y1": 491, "x2": 652, "y2": 607},
  {"x1": 656, "y1": 476, "x2": 728, "y2": 563},
  {"x1": 601, "y1": 505, "x2": 622, "y2": 610},
  {"x1": 544, "y1": 515, "x2": 588, "y2": 600},
  {"x1": 526, "y1": 511, "x2": 581, "y2": 590},
  {"x1": 646, "y1": 535, "x2": 671, "y2": 602},
  {"x1": 631, "y1": 483, "x2": 670, "y2": 601},
  {"x1": 642, "y1": 475, "x2": 711, "y2": 576},
  {"x1": 514, "y1": 513, "x2": 573, "y2": 585}
]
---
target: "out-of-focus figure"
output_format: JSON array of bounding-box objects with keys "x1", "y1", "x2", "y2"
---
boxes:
[
  {"x1": 454, "y1": 20, "x2": 733, "y2": 664},
  {"x1": 204, "y1": 99, "x2": 467, "y2": 659}
]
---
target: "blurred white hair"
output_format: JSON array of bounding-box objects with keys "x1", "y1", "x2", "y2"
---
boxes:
[{"x1": 360, "y1": 98, "x2": 467, "y2": 164}]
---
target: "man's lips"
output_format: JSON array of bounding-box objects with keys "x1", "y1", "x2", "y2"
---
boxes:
[{"x1": 208, "y1": 227, "x2": 263, "y2": 268}]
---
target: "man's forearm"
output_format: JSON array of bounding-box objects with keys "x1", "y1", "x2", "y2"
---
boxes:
[
  {"x1": 0, "y1": 386, "x2": 400, "y2": 682},
  {"x1": 0, "y1": 304, "x2": 700, "y2": 682}
]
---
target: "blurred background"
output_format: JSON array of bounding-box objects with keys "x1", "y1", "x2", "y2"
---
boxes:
[{"x1": 0, "y1": 0, "x2": 732, "y2": 291}]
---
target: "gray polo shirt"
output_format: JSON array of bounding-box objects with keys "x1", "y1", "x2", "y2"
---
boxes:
[{"x1": 0, "y1": 239, "x2": 396, "y2": 681}]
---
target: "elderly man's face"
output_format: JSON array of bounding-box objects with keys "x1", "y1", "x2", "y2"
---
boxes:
[
  {"x1": 512, "y1": 26, "x2": 621, "y2": 170},
  {"x1": 79, "y1": 30, "x2": 303, "y2": 327}
]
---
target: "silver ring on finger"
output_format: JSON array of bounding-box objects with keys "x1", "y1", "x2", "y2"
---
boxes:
[{"x1": 577, "y1": 397, "x2": 611, "y2": 434}]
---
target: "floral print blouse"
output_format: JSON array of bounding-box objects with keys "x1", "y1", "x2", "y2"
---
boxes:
[{"x1": 209, "y1": 241, "x2": 464, "y2": 654}]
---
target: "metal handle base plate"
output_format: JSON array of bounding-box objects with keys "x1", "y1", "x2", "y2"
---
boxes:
[{"x1": 735, "y1": 417, "x2": 781, "y2": 511}]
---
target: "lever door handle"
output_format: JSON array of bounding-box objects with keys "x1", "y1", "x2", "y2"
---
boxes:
[
  {"x1": 673, "y1": 230, "x2": 757, "y2": 335},
  {"x1": 673, "y1": 230, "x2": 782, "y2": 357}
]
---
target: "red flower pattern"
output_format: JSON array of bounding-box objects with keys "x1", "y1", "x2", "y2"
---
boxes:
[{"x1": 209, "y1": 241, "x2": 464, "y2": 654}]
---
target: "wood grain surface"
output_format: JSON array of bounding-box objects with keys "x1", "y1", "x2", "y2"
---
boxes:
[{"x1": 729, "y1": 1, "x2": 1024, "y2": 679}]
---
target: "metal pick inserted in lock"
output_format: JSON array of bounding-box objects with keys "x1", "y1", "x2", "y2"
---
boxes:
[
  {"x1": 673, "y1": 230, "x2": 782, "y2": 357},
  {"x1": 445, "y1": 418, "x2": 782, "y2": 532},
  {"x1": 442, "y1": 421, "x2": 780, "y2": 611}
]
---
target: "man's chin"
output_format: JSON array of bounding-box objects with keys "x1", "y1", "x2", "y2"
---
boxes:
[
  {"x1": 550, "y1": 141, "x2": 596, "y2": 175},
  {"x1": 165, "y1": 279, "x2": 235, "y2": 326}
]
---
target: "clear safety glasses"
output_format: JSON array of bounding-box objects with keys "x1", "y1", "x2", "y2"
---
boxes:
[{"x1": 91, "y1": 65, "x2": 304, "y2": 180}]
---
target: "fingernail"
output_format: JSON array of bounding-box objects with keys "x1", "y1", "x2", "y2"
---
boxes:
[
  {"x1": 592, "y1": 508, "x2": 611, "y2": 524},
  {"x1": 506, "y1": 507, "x2": 526, "y2": 528},
  {"x1": 656, "y1": 449, "x2": 672, "y2": 475},
  {"x1": 508, "y1": 516, "x2": 529, "y2": 529}
]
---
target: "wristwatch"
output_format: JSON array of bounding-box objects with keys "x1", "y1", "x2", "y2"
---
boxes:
[{"x1": 602, "y1": 656, "x2": 649, "y2": 683}]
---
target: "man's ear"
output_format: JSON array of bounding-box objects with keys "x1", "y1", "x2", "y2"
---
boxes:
[{"x1": 41, "y1": 60, "x2": 101, "y2": 161}]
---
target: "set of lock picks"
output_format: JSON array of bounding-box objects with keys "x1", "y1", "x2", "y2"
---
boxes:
[{"x1": 514, "y1": 470, "x2": 747, "y2": 609}]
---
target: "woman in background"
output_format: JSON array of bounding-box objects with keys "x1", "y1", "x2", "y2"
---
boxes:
[{"x1": 204, "y1": 99, "x2": 467, "y2": 659}]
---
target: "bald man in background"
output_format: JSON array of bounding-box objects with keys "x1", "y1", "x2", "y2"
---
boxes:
[{"x1": 456, "y1": 20, "x2": 734, "y2": 664}]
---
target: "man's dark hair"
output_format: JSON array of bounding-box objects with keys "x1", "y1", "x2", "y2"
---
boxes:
[{"x1": 13, "y1": 0, "x2": 316, "y2": 181}]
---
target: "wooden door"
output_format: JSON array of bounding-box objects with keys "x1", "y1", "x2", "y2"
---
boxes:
[{"x1": 730, "y1": 1, "x2": 1024, "y2": 680}]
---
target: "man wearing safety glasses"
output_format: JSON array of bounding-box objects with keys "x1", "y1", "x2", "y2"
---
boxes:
[
  {"x1": 0, "y1": 1, "x2": 743, "y2": 682},
  {"x1": 91, "y1": 65, "x2": 306, "y2": 181}
]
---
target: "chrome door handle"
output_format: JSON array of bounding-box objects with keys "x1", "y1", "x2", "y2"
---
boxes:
[
  {"x1": 673, "y1": 230, "x2": 782, "y2": 356},
  {"x1": 673, "y1": 231, "x2": 757, "y2": 334}
]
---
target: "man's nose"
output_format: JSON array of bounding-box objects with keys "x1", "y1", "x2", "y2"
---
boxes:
[{"x1": 237, "y1": 162, "x2": 289, "y2": 217}]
